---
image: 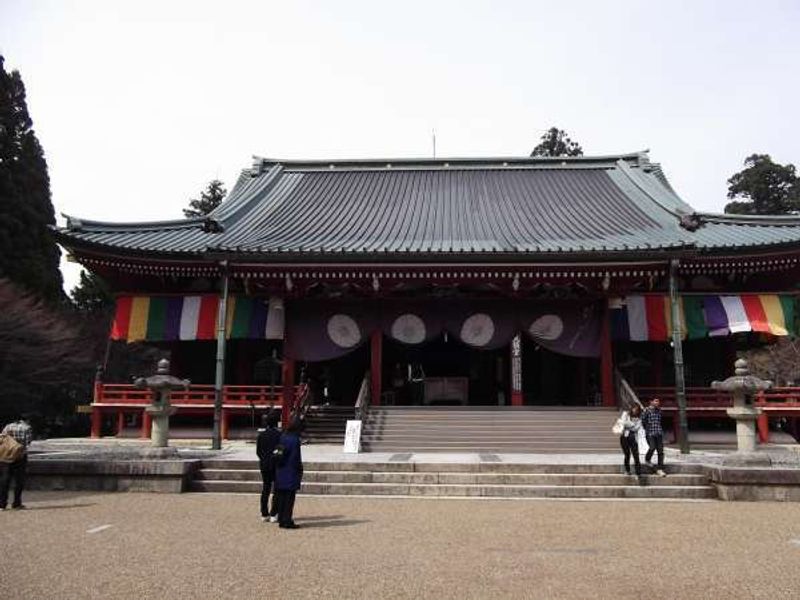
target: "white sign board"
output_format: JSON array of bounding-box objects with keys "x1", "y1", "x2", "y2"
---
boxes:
[{"x1": 343, "y1": 420, "x2": 362, "y2": 454}]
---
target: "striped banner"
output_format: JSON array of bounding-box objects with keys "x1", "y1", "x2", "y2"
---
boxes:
[
  {"x1": 611, "y1": 294, "x2": 796, "y2": 342},
  {"x1": 111, "y1": 295, "x2": 284, "y2": 342}
]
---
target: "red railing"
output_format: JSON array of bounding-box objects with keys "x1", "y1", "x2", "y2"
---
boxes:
[
  {"x1": 95, "y1": 383, "x2": 288, "y2": 407},
  {"x1": 635, "y1": 386, "x2": 800, "y2": 414}
]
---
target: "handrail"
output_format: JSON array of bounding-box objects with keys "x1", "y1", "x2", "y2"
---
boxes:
[
  {"x1": 614, "y1": 369, "x2": 644, "y2": 411},
  {"x1": 354, "y1": 370, "x2": 371, "y2": 421}
]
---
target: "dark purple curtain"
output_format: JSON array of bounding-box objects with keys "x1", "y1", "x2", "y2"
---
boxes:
[{"x1": 285, "y1": 299, "x2": 602, "y2": 361}]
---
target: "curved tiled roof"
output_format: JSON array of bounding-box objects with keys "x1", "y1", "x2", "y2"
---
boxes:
[{"x1": 55, "y1": 153, "x2": 800, "y2": 261}]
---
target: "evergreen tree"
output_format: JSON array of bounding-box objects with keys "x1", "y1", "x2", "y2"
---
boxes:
[
  {"x1": 183, "y1": 179, "x2": 227, "y2": 218},
  {"x1": 724, "y1": 154, "x2": 800, "y2": 215},
  {"x1": 530, "y1": 127, "x2": 584, "y2": 158},
  {"x1": 0, "y1": 55, "x2": 64, "y2": 303},
  {"x1": 71, "y1": 270, "x2": 114, "y2": 314}
]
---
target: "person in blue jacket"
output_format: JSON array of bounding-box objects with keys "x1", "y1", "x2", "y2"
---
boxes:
[{"x1": 274, "y1": 416, "x2": 304, "y2": 529}]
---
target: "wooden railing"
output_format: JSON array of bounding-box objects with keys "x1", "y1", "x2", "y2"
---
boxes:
[
  {"x1": 634, "y1": 386, "x2": 800, "y2": 414},
  {"x1": 95, "y1": 383, "x2": 289, "y2": 407}
]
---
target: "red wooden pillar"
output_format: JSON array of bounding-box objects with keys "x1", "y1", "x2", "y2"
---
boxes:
[
  {"x1": 510, "y1": 334, "x2": 523, "y2": 406},
  {"x1": 116, "y1": 411, "x2": 125, "y2": 436},
  {"x1": 140, "y1": 410, "x2": 152, "y2": 439},
  {"x1": 221, "y1": 409, "x2": 230, "y2": 441},
  {"x1": 601, "y1": 303, "x2": 616, "y2": 407},
  {"x1": 90, "y1": 407, "x2": 102, "y2": 438},
  {"x1": 757, "y1": 413, "x2": 769, "y2": 443},
  {"x1": 281, "y1": 358, "x2": 295, "y2": 428},
  {"x1": 371, "y1": 330, "x2": 383, "y2": 406}
]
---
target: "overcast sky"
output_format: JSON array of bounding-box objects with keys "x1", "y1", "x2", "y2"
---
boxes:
[{"x1": 2, "y1": 0, "x2": 799, "y2": 293}]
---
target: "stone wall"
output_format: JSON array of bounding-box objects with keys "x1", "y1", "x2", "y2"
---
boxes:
[
  {"x1": 27, "y1": 459, "x2": 201, "y2": 493},
  {"x1": 711, "y1": 467, "x2": 800, "y2": 501}
]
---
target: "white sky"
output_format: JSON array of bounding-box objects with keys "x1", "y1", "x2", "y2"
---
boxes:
[{"x1": 2, "y1": 0, "x2": 799, "y2": 293}]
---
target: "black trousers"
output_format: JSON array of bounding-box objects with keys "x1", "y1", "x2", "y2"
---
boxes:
[
  {"x1": 0, "y1": 456, "x2": 27, "y2": 508},
  {"x1": 260, "y1": 469, "x2": 276, "y2": 518},
  {"x1": 619, "y1": 435, "x2": 641, "y2": 475},
  {"x1": 645, "y1": 434, "x2": 665, "y2": 469},
  {"x1": 274, "y1": 489, "x2": 297, "y2": 526}
]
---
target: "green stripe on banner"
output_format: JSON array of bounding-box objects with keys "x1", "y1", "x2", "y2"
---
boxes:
[
  {"x1": 146, "y1": 297, "x2": 168, "y2": 340},
  {"x1": 683, "y1": 296, "x2": 707, "y2": 339},
  {"x1": 780, "y1": 295, "x2": 796, "y2": 335},
  {"x1": 231, "y1": 297, "x2": 254, "y2": 339}
]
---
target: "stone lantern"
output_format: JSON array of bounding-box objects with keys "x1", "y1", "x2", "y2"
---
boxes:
[
  {"x1": 711, "y1": 358, "x2": 772, "y2": 466},
  {"x1": 134, "y1": 358, "x2": 190, "y2": 449}
]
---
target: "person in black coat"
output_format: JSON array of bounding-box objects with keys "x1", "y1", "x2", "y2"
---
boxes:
[
  {"x1": 255, "y1": 410, "x2": 282, "y2": 522},
  {"x1": 273, "y1": 417, "x2": 304, "y2": 529}
]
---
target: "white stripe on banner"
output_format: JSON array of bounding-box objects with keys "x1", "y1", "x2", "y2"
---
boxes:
[
  {"x1": 180, "y1": 296, "x2": 201, "y2": 340},
  {"x1": 626, "y1": 296, "x2": 648, "y2": 341},
  {"x1": 265, "y1": 297, "x2": 285, "y2": 340},
  {"x1": 720, "y1": 296, "x2": 751, "y2": 333}
]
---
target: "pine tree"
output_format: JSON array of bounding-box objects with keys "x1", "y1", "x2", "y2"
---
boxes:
[
  {"x1": 530, "y1": 127, "x2": 584, "y2": 158},
  {"x1": 724, "y1": 154, "x2": 800, "y2": 215},
  {"x1": 183, "y1": 179, "x2": 227, "y2": 218},
  {"x1": 71, "y1": 270, "x2": 114, "y2": 314},
  {"x1": 0, "y1": 55, "x2": 63, "y2": 303}
]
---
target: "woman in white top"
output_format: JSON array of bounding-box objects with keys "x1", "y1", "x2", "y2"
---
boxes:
[{"x1": 618, "y1": 404, "x2": 643, "y2": 477}]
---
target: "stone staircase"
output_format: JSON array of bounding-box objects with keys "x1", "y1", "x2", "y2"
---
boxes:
[
  {"x1": 303, "y1": 406, "x2": 355, "y2": 444},
  {"x1": 190, "y1": 460, "x2": 716, "y2": 500},
  {"x1": 360, "y1": 407, "x2": 621, "y2": 453}
]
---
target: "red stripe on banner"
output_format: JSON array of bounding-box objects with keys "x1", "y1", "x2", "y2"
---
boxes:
[
  {"x1": 110, "y1": 296, "x2": 133, "y2": 340},
  {"x1": 644, "y1": 296, "x2": 668, "y2": 341},
  {"x1": 196, "y1": 296, "x2": 219, "y2": 340},
  {"x1": 741, "y1": 295, "x2": 770, "y2": 333}
]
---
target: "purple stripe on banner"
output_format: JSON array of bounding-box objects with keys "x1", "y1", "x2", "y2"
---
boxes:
[
  {"x1": 249, "y1": 299, "x2": 268, "y2": 339},
  {"x1": 703, "y1": 296, "x2": 729, "y2": 337},
  {"x1": 164, "y1": 297, "x2": 183, "y2": 341}
]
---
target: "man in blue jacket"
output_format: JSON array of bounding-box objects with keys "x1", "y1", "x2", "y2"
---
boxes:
[
  {"x1": 256, "y1": 410, "x2": 282, "y2": 522},
  {"x1": 274, "y1": 417, "x2": 304, "y2": 529}
]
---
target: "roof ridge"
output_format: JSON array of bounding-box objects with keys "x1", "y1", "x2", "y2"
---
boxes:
[{"x1": 251, "y1": 151, "x2": 648, "y2": 171}]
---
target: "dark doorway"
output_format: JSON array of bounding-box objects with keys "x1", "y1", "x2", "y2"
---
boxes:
[
  {"x1": 383, "y1": 336, "x2": 510, "y2": 405},
  {"x1": 303, "y1": 344, "x2": 370, "y2": 406},
  {"x1": 521, "y1": 337, "x2": 600, "y2": 405}
]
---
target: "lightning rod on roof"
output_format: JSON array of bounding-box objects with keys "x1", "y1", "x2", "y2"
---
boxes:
[{"x1": 432, "y1": 130, "x2": 436, "y2": 159}]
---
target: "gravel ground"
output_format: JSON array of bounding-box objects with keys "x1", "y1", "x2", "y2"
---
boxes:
[{"x1": 2, "y1": 492, "x2": 800, "y2": 599}]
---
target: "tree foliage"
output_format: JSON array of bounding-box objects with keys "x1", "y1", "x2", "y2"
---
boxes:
[
  {"x1": 724, "y1": 154, "x2": 800, "y2": 215},
  {"x1": 183, "y1": 179, "x2": 227, "y2": 218},
  {"x1": 0, "y1": 278, "x2": 97, "y2": 425},
  {"x1": 0, "y1": 55, "x2": 63, "y2": 303},
  {"x1": 71, "y1": 270, "x2": 114, "y2": 315},
  {"x1": 530, "y1": 127, "x2": 584, "y2": 158},
  {"x1": 741, "y1": 338, "x2": 800, "y2": 386}
]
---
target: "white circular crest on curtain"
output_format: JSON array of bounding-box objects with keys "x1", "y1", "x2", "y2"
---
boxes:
[
  {"x1": 327, "y1": 314, "x2": 362, "y2": 348},
  {"x1": 529, "y1": 314, "x2": 564, "y2": 341},
  {"x1": 391, "y1": 313, "x2": 426, "y2": 344},
  {"x1": 460, "y1": 313, "x2": 495, "y2": 347}
]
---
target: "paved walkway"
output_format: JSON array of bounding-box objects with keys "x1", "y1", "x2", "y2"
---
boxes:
[{"x1": 2, "y1": 491, "x2": 800, "y2": 599}]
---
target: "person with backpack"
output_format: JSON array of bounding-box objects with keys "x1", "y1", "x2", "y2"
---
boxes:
[
  {"x1": 255, "y1": 410, "x2": 282, "y2": 523},
  {"x1": 0, "y1": 414, "x2": 33, "y2": 510},
  {"x1": 273, "y1": 416, "x2": 304, "y2": 529}
]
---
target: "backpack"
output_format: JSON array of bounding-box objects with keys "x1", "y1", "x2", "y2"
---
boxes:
[{"x1": 0, "y1": 434, "x2": 23, "y2": 463}]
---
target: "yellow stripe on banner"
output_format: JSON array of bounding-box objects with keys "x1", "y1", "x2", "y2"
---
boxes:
[
  {"x1": 128, "y1": 296, "x2": 151, "y2": 342},
  {"x1": 225, "y1": 296, "x2": 236, "y2": 339},
  {"x1": 760, "y1": 295, "x2": 787, "y2": 336},
  {"x1": 663, "y1": 296, "x2": 687, "y2": 340}
]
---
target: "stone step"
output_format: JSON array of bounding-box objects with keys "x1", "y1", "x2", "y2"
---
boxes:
[
  {"x1": 197, "y1": 460, "x2": 707, "y2": 475},
  {"x1": 195, "y1": 468, "x2": 708, "y2": 486},
  {"x1": 190, "y1": 479, "x2": 715, "y2": 499}
]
